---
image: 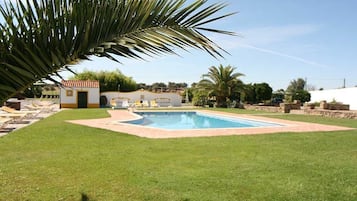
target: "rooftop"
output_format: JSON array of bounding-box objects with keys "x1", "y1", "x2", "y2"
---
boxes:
[{"x1": 61, "y1": 80, "x2": 99, "y2": 88}]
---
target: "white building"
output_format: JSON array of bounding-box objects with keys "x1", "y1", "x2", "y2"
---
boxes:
[
  {"x1": 309, "y1": 87, "x2": 357, "y2": 110},
  {"x1": 60, "y1": 80, "x2": 100, "y2": 108},
  {"x1": 101, "y1": 89, "x2": 182, "y2": 107}
]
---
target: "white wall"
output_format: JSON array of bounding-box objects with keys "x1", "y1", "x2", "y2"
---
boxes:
[
  {"x1": 60, "y1": 87, "x2": 100, "y2": 104},
  {"x1": 101, "y1": 90, "x2": 182, "y2": 107},
  {"x1": 60, "y1": 87, "x2": 74, "y2": 104},
  {"x1": 309, "y1": 87, "x2": 357, "y2": 110},
  {"x1": 88, "y1": 88, "x2": 100, "y2": 103}
]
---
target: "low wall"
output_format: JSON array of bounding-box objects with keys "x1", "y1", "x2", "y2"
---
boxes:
[
  {"x1": 244, "y1": 102, "x2": 301, "y2": 113},
  {"x1": 280, "y1": 102, "x2": 301, "y2": 113},
  {"x1": 244, "y1": 105, "x2": 283, "y2": 113},
  {"x1": 244, "y1": 101, "x2": 301, "y2": 113},
  {"x1": 245, "y1": 103, "x2": 357, "y2": 119},
  {"x1": 303, "y1": 109, "x2": 357, "y2": 119},
  {"x1": 320, "y1": 101, "x2": 349, "y2": 110}
]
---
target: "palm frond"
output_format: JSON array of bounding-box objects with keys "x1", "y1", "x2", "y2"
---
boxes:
[{"x1": 0, "y1": 0, "x2": 236, "y2": 102}]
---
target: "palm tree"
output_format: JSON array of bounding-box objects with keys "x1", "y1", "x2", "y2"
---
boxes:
[
  {"x1": 285, "y1": 78, "x2": 307, "y2": 102},
  {"x1": 0, "y1": 0, "x2": 236, "y2": 103},
  {"x1": 198, "y1": 64, "x2": 244, "y2": 107}
]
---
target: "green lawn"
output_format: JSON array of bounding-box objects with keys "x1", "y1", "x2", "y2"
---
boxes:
[{"x1": 0, "y1": 109, "x2": 356, "y2": 200}]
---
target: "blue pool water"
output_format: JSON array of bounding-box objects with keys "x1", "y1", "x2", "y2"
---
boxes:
[{"x1": 123, "y1": 112, "x2": 280, "y2": 130}]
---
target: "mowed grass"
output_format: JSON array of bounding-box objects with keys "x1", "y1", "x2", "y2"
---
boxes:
[{"x1": 0, "y1": 109, "x2": 356, "y2": 200}]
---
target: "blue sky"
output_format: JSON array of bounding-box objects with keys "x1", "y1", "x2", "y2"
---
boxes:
[{"x1": 2, "y1": 0, "x2": 357, "y2": 90}]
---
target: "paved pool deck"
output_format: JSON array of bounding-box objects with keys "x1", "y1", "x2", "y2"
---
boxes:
[{"x1": 67, "y1": 109, "x2": 354, "y2": 139}]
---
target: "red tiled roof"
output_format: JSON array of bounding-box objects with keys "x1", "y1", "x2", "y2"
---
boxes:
[{"x1": 61, "y1": 80, "x2": 99, "y2": 88}]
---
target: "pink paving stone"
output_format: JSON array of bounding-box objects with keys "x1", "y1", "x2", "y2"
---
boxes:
[{"x1": 67, "y1": 109, "x2": 354, "y2": 139}]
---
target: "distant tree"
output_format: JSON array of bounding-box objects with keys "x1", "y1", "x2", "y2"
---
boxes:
[
  {"x1": 197, "y1": 64, "x2": 244, "y2": 107},
  {"x1": 254, "y1": 83, "x2": 272, "y2": 103},
  {"x1": 168, "y1": 82, "x2": 176, "y2": 91},
  {"x1": 191, "y1": 83, "x2": 198, "y2": 88},
  {"x1": 271, "y1": 89, "x2": 285, "y2": 105},
  {"x1": 73, "y1": 70, "x2": 137, "y2": 92},
  {"x1": 74, "y1": 71, "x2": 97, "y2": 81},
  {"x1": 178, "y1": 83, "x2": 188, "y2": 88},
  {"x1": 241, "y1": 83, "x2": 272, "y2": 104},
  {"x1": 23, "y1": 84, "x2": 43, "y2": 98},
  {"x1": 287, "y1": 78, "x2": 306, "y2": 93},
  {"x1": 241, "y1": 84, "x2": 256, "y2": 104},
  {"x1": 168, "y1": 82, "x2": 188, "y2": 91},
  {"x1": 286, "y1": 78, "x2": 309, "y2": 102},
  {"x1": 137, "y1": 83, "x2": 148, "y2": 90},
  {"x1": 292, "y1": 90, "x2": 311, "y2": 103},
  {"x1": 151, "y1": 82, "x2": 167, "y2": 92},
  {"x1": 192, "y1": 87, "x2": 210, "y2": 106},
  {"x1": 182, "y1": 88, "x2": 193, "y2": 103}
]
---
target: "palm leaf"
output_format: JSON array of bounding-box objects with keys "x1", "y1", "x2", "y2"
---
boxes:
[{"x1": 0, "y1": 0, "x2": 236, "y2": 102}]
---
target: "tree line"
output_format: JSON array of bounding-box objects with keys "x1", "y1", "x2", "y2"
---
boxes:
[
  {"x1": 22, "y1": 64, "x2": 311, "y2": 108},
  {"x1": 69, "y1": 65, "x2": 310, "y2": 108}
]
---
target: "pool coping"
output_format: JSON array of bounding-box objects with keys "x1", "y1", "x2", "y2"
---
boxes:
[{"x1": 67, "y1": 109, "x2": 354, "y2": 138}]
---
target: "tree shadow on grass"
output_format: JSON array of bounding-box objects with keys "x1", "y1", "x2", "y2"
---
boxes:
[{"x1": 81, "y1": 193, "x2": 90, "y2": 201}]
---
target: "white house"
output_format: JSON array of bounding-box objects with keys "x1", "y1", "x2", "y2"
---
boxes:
[
  {"x1": 60, "y1": 80, "x2": 100, "y2": 108},
  {"x1": 101, "y1": 89, "x2": 182, "y2": 107},
  {"x1": 309, "y1": 87, "x2": 357, "y2": 110}
]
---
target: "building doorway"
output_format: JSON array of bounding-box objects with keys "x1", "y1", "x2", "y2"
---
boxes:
[{"x1": 77, "y1": 92, "x2": 88, "y2": 108}]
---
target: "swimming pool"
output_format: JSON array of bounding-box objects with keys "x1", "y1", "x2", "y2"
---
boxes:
[{"x1": 122, "y1": 111, "x2": 281, "y2": 130}]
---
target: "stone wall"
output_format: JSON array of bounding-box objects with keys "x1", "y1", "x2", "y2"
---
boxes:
[
  {"x1": 303, "y1": 109, "x2": 357, "y2": 119},
  {"x1": 243, "y1": 104, "x2": 283, "y2": 113},
  {"x1": 244, "y1": 102, "x2": 301, "y2": 113},
  {"x1": 245, "y1": 100, "x2": 356, "y2": 119},
  {"x1": 280, "y1": 101, "x2": 301, "y2": 113},
  {"x1": 320, "y1": 101, "x2": 350, "y2": 110}
]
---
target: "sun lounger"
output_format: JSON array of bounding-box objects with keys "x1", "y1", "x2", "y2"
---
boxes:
[
  {"x1": 122, "y1": 100, "x2": 130, "y2": 108},
  {"x1": 0, "y1": 117, "x2": 12, "y2": 126},
  {"x1": 142, "y1": 100, "x2": 149, "y2": 107},
  {"x1": 32, "y1": 100, "x2": 55, "y2": 107},
  {"x1": 1, "y1": 106, "x2": 40, "y2": 118},
  {"x1": 0, "y1": 112, "x2": 27, "y2": 119},
  {"x1": 24, "y1": 104, "x2": 45, "y2": 111},
  {"x1": 32, "y1": 100, "x2": 57, "y2": 109},
  {"x1": 0, "y1": 117, "x2": 13, "y2": 132},
  {"x1": 0, "y1": 111, "x2": 30, "y2": 124},
  {"x1": 24, "y1": 102, "x2": 55, "y2": 113},
  {"x1": 134, "y1": 100, "x2": 142, "y2": 108},
  {"x1": 110, "y1": 99, "x2": 129, "y2": 109},
  {"x1": 23, "y1": 104, "x2": 38, "y2": 110},
  {"x1": 150, "y1": 100, "x2": 159, "y2": 107},
  {"x1": 110, "y1": 99, "x2": 116, "y2": 108}
]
